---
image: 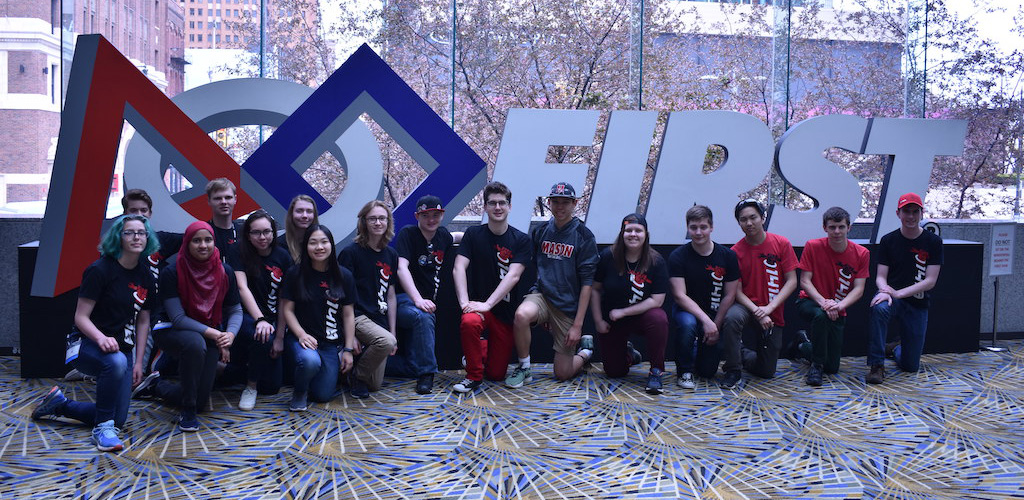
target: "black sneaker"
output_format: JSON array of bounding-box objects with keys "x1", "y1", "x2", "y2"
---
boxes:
[
  {"x1": 178, "y1": 410, "x2": 199, "y2": 432},
  {"x1": 866, "y1": 364, "x2": 885, "y2": 385},
  {"x1": 885, "y1": 341, "x2": 900, "y2": 359},
  {"x1": 132, "y1": 371, "x2": 160, "y2": 399},
  {"x1": 806, "y1": 363, "x2": 823, "y2": 387},
  {"x1": 719, "y1": 370, "x2": 742, "y2": 390},
  {"x1": 350, "y1": 377, "x2": 370, "y2": 399},
  {"x1": 645, "y1": 368, "x2": 663, "y2": 395},
  {"x1": 415, "y1": 374, "x2": 434, "y2": 395},
  {"x1": 289, "y1": 391, "x2": 308, "y2": 412},
  {"x1": 452, "y1": 378, "x2": 481, "y2": 393}
]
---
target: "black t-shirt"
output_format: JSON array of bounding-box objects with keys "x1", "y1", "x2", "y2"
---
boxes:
[
  {"x1": 878, "y1": 229, "x2": 943, "y2": 308},
  {"x1": 78, "y1": 256, "x2": 156, "y2": 354},
  {"x1": 157, "y1": 257, "x2": 241, "y2": 324},
  {"x1": 594, "y1": 248, "x2": 669, "y2": 321},
  {"x1": 394, "y1": 225, "x2": 454, "y2": 299},
  {"x1": 457, "y1": 224, "x2": 532, "y2": 324},
  {"x1": 668, "y1": 242, "x2": 740, "y2": 316},
  {"x1": 338, "y1": 243, "x2": 399, "y2": 327},
  {"x1": 281, "y1": 266, "x2": 356, "y2": 345},
  {"x1": 207, "y1": 220, "x2": 243, "y2": 262},
  {"x1": 226, "y1": 244, "x2": 293, "y2": 322}
]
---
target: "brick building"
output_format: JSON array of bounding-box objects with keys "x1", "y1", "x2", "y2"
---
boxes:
[{"x1": 0, "y1": 0, "x2": 186, "y2": 206}]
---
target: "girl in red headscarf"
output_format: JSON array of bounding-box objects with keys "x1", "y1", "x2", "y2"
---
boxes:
[{"x1": 133, "y1": 221, "x2": 242, "y2": 432}]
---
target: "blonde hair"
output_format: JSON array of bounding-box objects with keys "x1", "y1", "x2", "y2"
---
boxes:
[{"x1": 285, "y1": 194, "x2": 320, "y2": 262}]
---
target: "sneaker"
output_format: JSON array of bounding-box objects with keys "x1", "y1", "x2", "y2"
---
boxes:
[
  {"x1": 452, "y1": 378, "x2": 482, "y2": 393},
  {"x1": 627, "y1": 341, "x2": 642, "y2": 367},
  {"x1": 645, "y1": 368, "x2": 663, "y2": 395},
  {"x1": 885, "y1": 341, "x2": 900, "y2": 359},
  {"x1": 289, "y1": 392, "x2": 308, "y2": 411},
  {"x1": 178, "y1": 410, "x2": 199, "y2": 432},
  {"x1": 91, "y1": 420, "x2": 123, "y2": 452},
  {"x1": 238, "y1": 386, "x2": 257, "y2": 411},
  {"x1": 415, "y1": 374, "x2": 434, "y2": 395},
  {"x1": 806, "y1": 363, "x2": 823, "y2": 387},
  {"x1": 32, "y1": 386, "x2": 67, "y2": 420},
  {"x1": 719, "y1": 370, "x2": 742, "y2": 390},
  {"x1": 505, "y1": 364, "x2": 533, "y2": 388},
  {"x1": 63, "y1": 368, "x2": 94, "y2": 382},
  {"x1": 132, "y1": 371, "x2": 160, "y2": 399},
  {"x1": 791, "y1": 330, "x2": 813, "y2": 361},
  {"x1": 350, "y1": 378, "x2": 370, "y2": 399},
  {"x1": 866, "y1": 364, "x2": 885, "y2": 385},
  {"x1": 677, "y1": 372, "x2": 695, "y2": 389}
]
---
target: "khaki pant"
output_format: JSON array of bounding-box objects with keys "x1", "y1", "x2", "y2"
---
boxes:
[
  {"x1": 521, "y1": 293, "x2": 576, "y2": 356},
  {"x1": 353, "y1": 315, "x2": 397, "y2": 391}
]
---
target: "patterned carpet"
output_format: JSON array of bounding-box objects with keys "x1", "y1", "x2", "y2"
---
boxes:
[{"x1": 2, "y1": 344, "x2": 1024, "y2": 499}]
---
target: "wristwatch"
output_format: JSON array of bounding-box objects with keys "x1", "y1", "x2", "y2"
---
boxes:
[{"x1": 342, "y1": 347, "x2": 355, "y2": 353}]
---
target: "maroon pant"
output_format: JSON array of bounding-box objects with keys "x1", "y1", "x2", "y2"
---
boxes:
[
  {"x1": 460, "y1": 311, "x2": 515, "y2": 382},
  {"x1": 599, "y1": 307, "x2": 668, "y2": 378}
]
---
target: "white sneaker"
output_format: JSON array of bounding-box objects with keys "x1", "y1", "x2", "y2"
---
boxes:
[
  {"x1": 677, "y1": 372, "x2": 695, "y2": 389},
  {"x1": 238, "y1": 387, "x2": 257, "y2": 411}
]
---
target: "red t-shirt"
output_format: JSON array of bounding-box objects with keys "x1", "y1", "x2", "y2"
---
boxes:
[
  {"x1": 798, "y1": 238, "x2": 870, "y2": 316},
  {"x1": 732, "y1": 232, "x2": 798, "y2": 326}
]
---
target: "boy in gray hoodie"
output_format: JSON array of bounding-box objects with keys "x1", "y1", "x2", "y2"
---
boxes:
[{"x1": 506, "y1": 182, "x2": 599, "y2": 386}]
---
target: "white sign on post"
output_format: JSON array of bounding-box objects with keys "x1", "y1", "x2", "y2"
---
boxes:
[{"x1": 989, "y1": 224, "x2": 1015, "y2": 276}]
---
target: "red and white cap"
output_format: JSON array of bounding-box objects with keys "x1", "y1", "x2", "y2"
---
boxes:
[{"x1": 897, "y1": 192, "x2": 923, "y2": 209}]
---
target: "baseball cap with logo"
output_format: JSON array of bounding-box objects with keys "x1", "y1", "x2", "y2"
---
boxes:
[
  {"x1": 415, "y1": 195, "x2": 444, "y2": 214},
  {"x1": 897, "y1": 192, "x2": 923, "y2": 209},
  {"x1": 548, "y1": 182, "x2": 578, "y2": 199}
]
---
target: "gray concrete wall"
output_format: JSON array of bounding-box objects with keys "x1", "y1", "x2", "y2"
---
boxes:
[
  {"x1": 3, "y1": 216, "x2": 1021, "y2": 349},
  {"x1": 1, "y1": 216, "x2": 43, "y2": 351}
]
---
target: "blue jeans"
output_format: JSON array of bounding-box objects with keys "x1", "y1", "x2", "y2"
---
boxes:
[
  {"x1": 386, "y1": 294, "x2": 438, "y2": 377},
  {"x1": 64, "y1": 336, "x2": 132, "y2": 427},
  {"x1": 288, "y1": 335, "x2": 340, "y2": 403},
  {"x1": 868, "y1": 298, "x2": 928, "y2": 372},
  {"x1": 673, "y1": 308, "x2": 722, "y2": 379}
]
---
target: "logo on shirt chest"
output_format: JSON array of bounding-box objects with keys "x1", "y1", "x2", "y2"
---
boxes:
[
  {"x1": 759, "y1": 252, "x2": 782, "y2": 301},
  {"x1": 123, "y1": 282, "x2": 148, "y2": 346},
  {"x1": 835, "y1": 262, "x2": 854, "y2": 300},
  {"x1": 376, "y1": 261, "x2": 392, "y2": 314},
  {"x1": 706, "y1": 265, "x2": 726, "y2": 311},
  {"x1": 541, "y1": 240, "x2": 575, "y2": 259},
  {"x1": 266, "y1": 265, "x2": 284, "y2": 314},
  {"x1": 628, "y1": 271, "x2": 650, "y2": 305}
]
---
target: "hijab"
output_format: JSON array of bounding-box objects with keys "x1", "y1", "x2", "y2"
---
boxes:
[{"x1": 176, "y1": 221, "x2": 228, "y2": 327}]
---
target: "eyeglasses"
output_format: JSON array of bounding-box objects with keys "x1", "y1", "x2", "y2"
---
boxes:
[
  {"x1": 249, "y1": 229, "x2": 274, "y2": 237},
  {"x1": 485, "y1": 200, "x2": 509, "y2": 208},
  {"x1": 365, "y1": 216, "x2": 388, "y2": 224},
  {"x1": 122, "y1": 230, "x2": 148, "y2": 239}
]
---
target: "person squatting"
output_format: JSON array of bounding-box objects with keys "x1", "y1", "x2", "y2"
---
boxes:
[{"x1": 32, "y1": 179, "x2": 942, "y2": 450}]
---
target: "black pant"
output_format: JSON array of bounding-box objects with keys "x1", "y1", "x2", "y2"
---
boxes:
[{"x1": 152, "y1": 328, "x2": 220, "y2": 412}]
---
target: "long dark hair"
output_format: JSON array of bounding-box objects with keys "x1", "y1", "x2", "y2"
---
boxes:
[
  {"x1": 611, "y1": 213, "x2": 659, "y2": 275},
  {"x1": 297, "y1": 224, "x2": 347, "y2": 302},
  {"x1": 240, "y1": 210, "x2": 278, "y2": 299}
]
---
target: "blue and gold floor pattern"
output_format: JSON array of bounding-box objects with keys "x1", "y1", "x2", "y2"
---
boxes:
[{"x1": 2, "y1": 344, "x2": 1024, "y2": 499}]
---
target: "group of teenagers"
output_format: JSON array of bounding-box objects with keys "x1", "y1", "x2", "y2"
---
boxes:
[{"x1": 31, "y1": 177, "x2": 943, "y2": 453}]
